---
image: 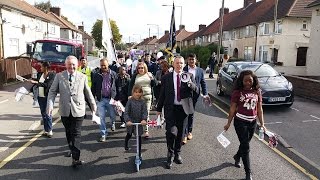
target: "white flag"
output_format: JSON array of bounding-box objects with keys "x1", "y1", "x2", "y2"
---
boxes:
[{"x1": 102, "y1": 0, "x2": 117, "y2": 64}]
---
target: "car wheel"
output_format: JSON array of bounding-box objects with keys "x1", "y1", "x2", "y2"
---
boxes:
[{"x1": 216, "y1": 82, "x2": 224, "y2": 96}]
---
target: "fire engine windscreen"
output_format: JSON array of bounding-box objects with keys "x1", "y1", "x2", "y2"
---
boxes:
[{"x1": 33, "y1": 42, "x2": 75, "y2": 63}]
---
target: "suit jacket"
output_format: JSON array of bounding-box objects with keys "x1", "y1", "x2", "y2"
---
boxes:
[
  {"x1": 183, "y1": 66, "x2": 207, "y2": 99},
  {"x1": 47, "y1": 71, "x2": 96, "y2": 117},
  {"x1": 156, "y1": 72, "x2": 200, "y2": 122},
  {"x1": 91, "y1": 69, "x2": 117, "y2": 101}
]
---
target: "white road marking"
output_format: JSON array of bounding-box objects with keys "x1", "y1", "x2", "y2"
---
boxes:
[
  {"x1": 310, "y1": 115, "x2": 320, "y2": 120},
  {"x1": 290, "y1": 107, "x2": 299, "y2": 111},
  {"x1": 264, "y1": 122, "x2": 283, "y2": 125},
  {"x1": 0, "y1": 99, "x2": 9, "y2": 104},
  {"x1": 302, "y1": 120, "x2": 318, "y2": 123}
]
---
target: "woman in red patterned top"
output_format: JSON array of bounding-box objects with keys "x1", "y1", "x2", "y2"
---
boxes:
[{"x1": 224, "y1": 70, "x2": 266, "y2": 180}]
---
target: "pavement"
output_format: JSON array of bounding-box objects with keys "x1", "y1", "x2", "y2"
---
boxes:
[
  {"x1": 0, "y1": 81, "x2": 59, "y2": 159},
  {"x1": 0, "y1": 75, "x2": 317, "y2": 179}
]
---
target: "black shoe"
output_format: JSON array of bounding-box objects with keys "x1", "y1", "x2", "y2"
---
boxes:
[
  {"x1": 245, "y1": 172, "x2": 252, "y2": 180},
  {"x1": 174, "y1": 154, "x2": 183, "y2": 164},
  {"x1": 65, "y1": 151, "x2": 72, "y2": 157},
  {"x1": 165, "y1": 152, "x2": 173, "y2": 169},
  {"x1": 72, "y1": 159, "x2": 84, "y2": 167},
  {"x1": 124, "y1": 141, "x2": 129, "y2": 150},
  {"x1": 233, "y1": 154, "x2": 241, "y2": 168}
]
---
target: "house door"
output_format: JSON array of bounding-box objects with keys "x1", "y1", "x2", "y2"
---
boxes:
[
  {"x1": 272, "y1": 48, "x2": 278, "y2": 63},
  {"x1": 296, "y1": 47, "x2": 307, "y2": 66},
  {"x1": 233, "y1": 48, "x2": 238, "y2": 58}
]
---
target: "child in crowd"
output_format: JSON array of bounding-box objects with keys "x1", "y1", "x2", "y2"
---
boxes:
[
  {"x1": 124, "y1": 85, "x2": 148, "y2": 159},
  {"x1": 223, "y1": 70, "x2": 266, "y2": 180}
]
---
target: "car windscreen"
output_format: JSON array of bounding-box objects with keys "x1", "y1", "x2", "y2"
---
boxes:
[
  {"x1": 32, "y1": 42, "x2": 75, "y2": 63},
  {"x1": 239, "y1": 64, "x2": 279, "y2": 77}
]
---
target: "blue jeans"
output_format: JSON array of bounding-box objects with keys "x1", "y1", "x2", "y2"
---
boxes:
[
  {"x1": 98, "y1": 98, "x2": 116, "y2": 136},
  {"x1": 38, "y1": 97, "x2": 52, "y2": 132}
]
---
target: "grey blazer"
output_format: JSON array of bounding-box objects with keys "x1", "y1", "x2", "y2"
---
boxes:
[{"x1": 47, "y1": 71, "x2": 97, "y2": 117}]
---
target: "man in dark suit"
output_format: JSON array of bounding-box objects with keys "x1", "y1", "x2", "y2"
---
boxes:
[
  {"x1": 182, "y1": 53, "x2": 208, "y2": 144},
  {"x1": 156, "y1": 56, "x2": 199, "y2": 169}
]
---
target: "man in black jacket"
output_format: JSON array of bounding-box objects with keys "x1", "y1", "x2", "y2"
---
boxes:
[
  {"x1": 91, "y1": 59, "x2": 118, "y2": 142},
  {"x1": 156, "y1": 56, "x2": 199, "y2": 169},
  {"x1": 207, "y1": 53, "x2": 217, "y2": 78}
]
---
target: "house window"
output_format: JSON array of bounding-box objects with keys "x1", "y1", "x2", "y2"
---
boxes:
[
  {"x1": 232, "y1": 31, "x2": 236, "y2": 40},
  {"x1": 244, "y1": 46, "x2": 253, "y2": 60},
  {"x1": 238, "y1": 28, "x2": 244, "y2": 39},
  {"x1": 259, "y1": 45, "x2": 268, "y2": 62},
  {"x1": 246, "y1": 26, "x2": 250, "y2": 37},
  {"x1": 223, "y1": 32, "x2": 229, "y2": 40},
  {"x1": 35, "y1": 21, "x2": 42, "y2": 32},
  {"x1": 208, "y1": 35, "x2": 211, "y2": 42},
  {"x1": 260, "y1": 23, "x2": 270, "y2": 35},
  {"x1": 275, "y1": 20, "x2": 282, "y2": 34},
  {"x1": 302, "y1": 20, "x2": 308, "y2": 30},
  {"x1": 317, "y1": 9, "x2": 320, "y2": 16},
  {"x1": 9, "y1": 38, "x2": 19, "y2": 56},
  {"x1": 49, "y1": 26, "x2": 55, "y2": 34}
]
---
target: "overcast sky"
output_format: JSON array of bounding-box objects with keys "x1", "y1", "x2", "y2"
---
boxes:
[{"x1": 26, "y1": 0, "x2": 257, "y2": 43}]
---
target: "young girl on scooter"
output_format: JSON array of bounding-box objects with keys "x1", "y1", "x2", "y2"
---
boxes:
[{"x1": 124, "y1": 84, "x2": 148, "y2": 159}]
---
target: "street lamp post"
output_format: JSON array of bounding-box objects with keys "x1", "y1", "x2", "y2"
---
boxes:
[
  {"x1": 162, "y1": 4, "x2": 182, "y2": 28},
  {"x1": 147, "y1": 24, "x2": 160, "y2": 38}
]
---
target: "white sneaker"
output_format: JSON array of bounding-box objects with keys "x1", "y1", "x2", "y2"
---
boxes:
[
  {"x1": 32, "y1": 100, "x2": 39, "y2": 107},
  {"x1": 47, "y1": 130, "x2": 53, "y2": 138},
  {"x1": 111, "y1": 123, "x2": 116, "y2": 131},
  {"x1": 120, "y1": 122, "x2": 126, "y2": 128}
]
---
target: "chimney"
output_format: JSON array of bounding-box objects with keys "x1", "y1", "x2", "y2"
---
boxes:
[
  {"x1": 78, "y1": 25, "x2": 84, "y2": 31},
  {"x1": 219, "y1": 8, "x2": 229, "y2": 16},
  {"x1": 244, "y1": 0, "x2": 256, "y2": 8},
  {"x1": 164, "y1": 30, "x2": 169, "y2": 34},
  {"x1": 50, "y1": 7, "x2": 61, "y2": 17},
  {"x1": 179, "y1": 24, "x2": 185, "y2": 30},
  {"x1": 199, "y1": 24, "x2": 206, "y2": 31}
]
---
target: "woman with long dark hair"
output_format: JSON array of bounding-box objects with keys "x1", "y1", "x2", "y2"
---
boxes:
[
  {"x1": 28, "y1": 62, "x2": 56, "y2": 137},
  {"x1": 223, "y1": 70, "x2": 266, "y2": 180}
]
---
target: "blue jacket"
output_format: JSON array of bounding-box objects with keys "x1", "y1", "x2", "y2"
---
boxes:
[{"x1": 183, "y1": 66, "x2": 207, "y2": 99}]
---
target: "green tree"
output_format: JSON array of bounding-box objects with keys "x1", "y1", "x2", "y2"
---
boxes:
[
  {"x1": 91, "y1": 19, "x2": 122, "y2": 49},
  {"x1": 91, "y1": 20, "x2": 103, "y2": 49},
  {"x1": 110, "y1": 20, "x2": 122, "y2": 44},
  {"x1": 34, "y1": 1, "x2": 51, "y2": 13}
]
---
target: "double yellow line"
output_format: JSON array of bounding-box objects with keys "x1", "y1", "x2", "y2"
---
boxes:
[{"x1": 211, "y1": 102, "x2": 319, "y2": 180}]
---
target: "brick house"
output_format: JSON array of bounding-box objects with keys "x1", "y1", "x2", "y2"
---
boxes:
[
  {"x1": 48, "y1": 7, "x2": 82, "y2": 43},
  {"x1": 156, "y1": 26, "x2": 194, "y2": 52},
  {"x1": 183, "y1": 0, "x2": 314, "y2": 75},
  {"x1": 306, "y1": 0, "x2": 320, "y2": 75}
]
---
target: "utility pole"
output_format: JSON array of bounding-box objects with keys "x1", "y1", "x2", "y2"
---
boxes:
[{"x1": 217, "y1": 0, "x2": 225, "y2": 62}]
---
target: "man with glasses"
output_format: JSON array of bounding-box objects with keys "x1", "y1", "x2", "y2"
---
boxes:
[{"x1": 91, "y1": 59, "x2": 118, "y2": 142}]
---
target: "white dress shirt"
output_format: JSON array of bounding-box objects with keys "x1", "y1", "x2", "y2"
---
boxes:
[
  {"x1": 188, "y1": 65, "x2": 196, "y2": 78},
  {"x1": 38, "y1": 74, "x2": 45, "y2": 97},
  {"x1": 173, "y1": 71, "x2": 182, "y2": 105}
]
